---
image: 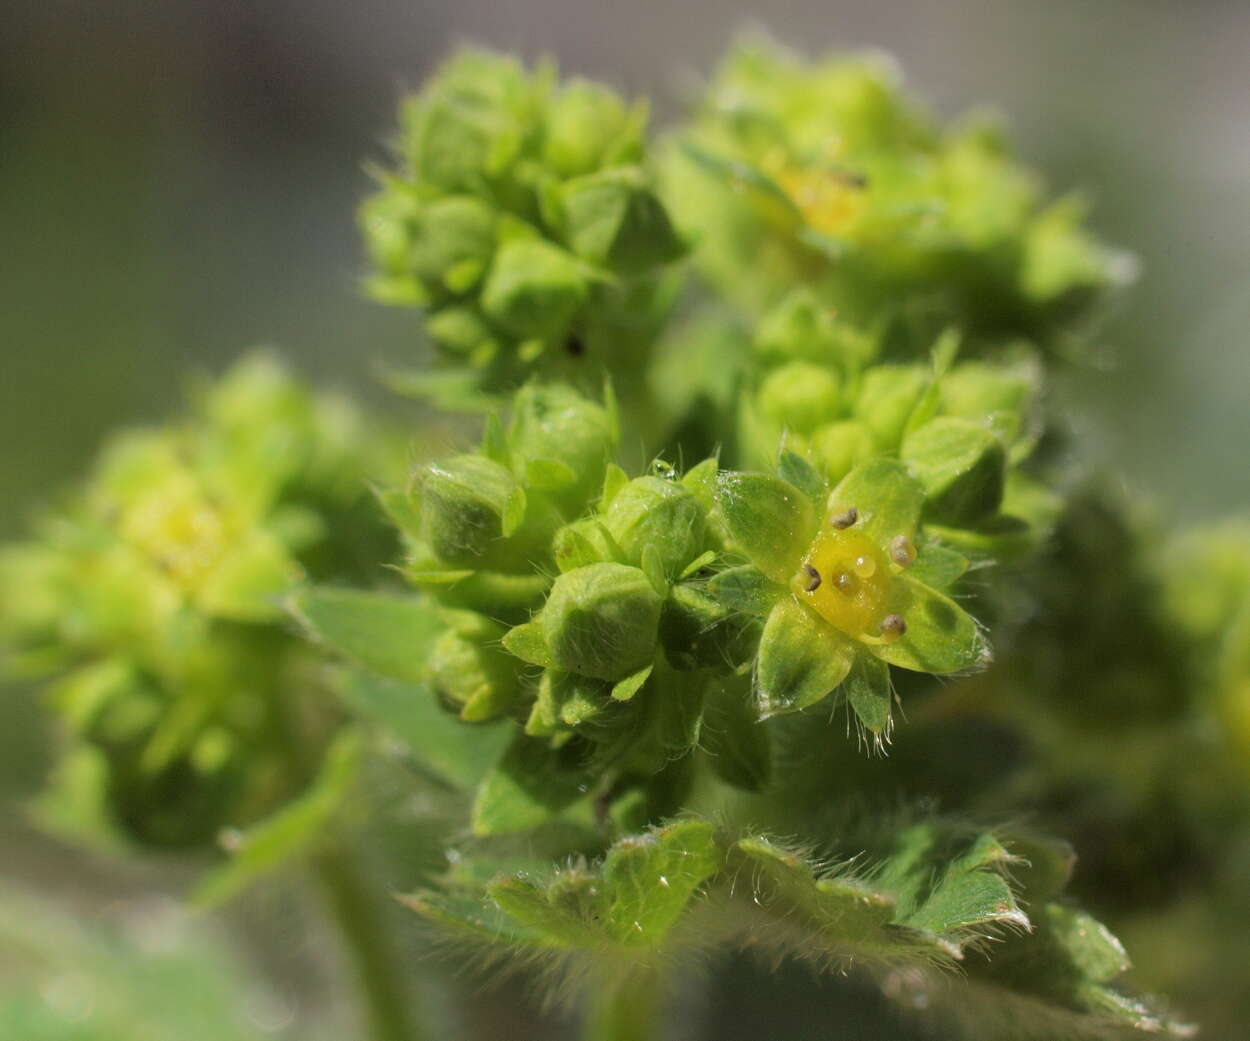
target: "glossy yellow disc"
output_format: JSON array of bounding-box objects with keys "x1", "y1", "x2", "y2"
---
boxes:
[{"x1": 791, "y1": 529, "x2": 891, "y2": 637}]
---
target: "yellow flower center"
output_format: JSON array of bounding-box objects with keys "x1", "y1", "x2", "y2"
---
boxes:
[{"x1": 791, "y1": 529, "x2": 892, "y2": 637}]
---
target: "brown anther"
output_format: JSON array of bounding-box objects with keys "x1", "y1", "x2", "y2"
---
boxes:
[
  {"x1": 802, "y1": 563, "x2": 822, "y2": 592},
  {"x1": 830, "y1": 505, "x2": 858, "y2": 530},
  {"x1": 880, "y1": 614, "x2": 907, "y2": 642},
  {"x1": 890, "y1": 535, "x2": 917, "y2": 568}
]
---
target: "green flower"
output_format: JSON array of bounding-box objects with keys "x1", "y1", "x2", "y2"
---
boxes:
[
  {"x1": 361, "y1": 49, "x2": 685, "y2": 401},
  {"x1": 710, "y1": 455, "x2": 988, "y2": 730}
]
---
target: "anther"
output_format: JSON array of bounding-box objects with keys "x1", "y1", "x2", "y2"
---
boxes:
[
  {"x1": 880, "y1": 614, "x2": 907, "y2": 642},
  {"x1": 890, "y1": 535, "x2": 917, "y2": 568},
  {"x1": 802, "y1": 563, "x2": 822, "y2": 592},
  {"x1": 834, "y1": 571, "x2": 858, "y2": 595},
  {"x1": 830, "y1": 505, "x2": 858, "y2": 530}
]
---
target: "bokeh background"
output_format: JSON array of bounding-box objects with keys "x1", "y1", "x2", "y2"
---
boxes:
[{"x1": 3, "y1": 1, "x2": 1248, "y2": 1038}]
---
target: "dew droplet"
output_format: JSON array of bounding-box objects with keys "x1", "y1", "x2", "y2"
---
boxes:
[{"x1": 852, "y1": 554, "x2": 876, "y2": 578}]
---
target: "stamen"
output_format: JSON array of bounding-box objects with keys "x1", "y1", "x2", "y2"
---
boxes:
[
  {"x1": 830, "y1": 505, "x2": 858, "y2": 530},
  {"x1": 890, "y1": 535, "x2": 917, "y2": 568},
  {"x1": 802, "y1": 563, "x2": 822, "y2": 592},
  {"x1": 880, "y1": 614, "x2": 907, "y2": 642}
]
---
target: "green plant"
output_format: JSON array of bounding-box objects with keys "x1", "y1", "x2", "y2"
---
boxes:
[{"x1": 5, "y1": 35, "x2": 1249, "y2": 1041}]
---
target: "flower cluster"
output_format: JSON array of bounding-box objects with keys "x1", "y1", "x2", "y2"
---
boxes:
[
  {"x1": 0, "y1": 355, "x2": 387, "y2": 847},
  {"x1": 664, "y1": 38, "x2": 1128, "y2": 344},
  {"x1": 362, "y1": 49, "x2": 686, "y2": 404}
]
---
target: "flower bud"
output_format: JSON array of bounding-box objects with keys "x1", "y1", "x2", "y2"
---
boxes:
[
  {"x1": 754, "y1": 290, "x2": 874, "y2": 366},
  {"x1": 543, "y1": 79, "x2": 640, "y2": 178},
  {"x1": 604, "y1": 475, "x2": 707, "y2": 578},
  {"x1": 507, "y1": 382, "x2": 616, "y2": 508},
  {"x1": 426, "y1": 306, "x2": 499, "y2": 358},
  {"x1": 426, "y1": 614, "x2": 522, "y2": 721},
  {"x1": 756, "y1": 362, "x2": 842, "y2": 436},
  {"x1": 408, "y1": 196, "x2": 497, "y2": 295},
  {"x1": 542, "y1": 563, "x2": 662, "y2": 680},
  {"x1": 659, "y1": 585, "x2": 751, "y2": 671},
  {"x1": 854, "y1": 364, "x2": 930, "y2": 447},
  {"x1": 418, "y1": 454, "x2": 522, "y2": 568},
  {"x1": 809, "y1": 420, "x2": 877, "y2": 483},
  {"x1": 557, "y1": 169, "x2": 684, "y2": 273},
  {"x1": 901, "y1": 417, "x2": 1006, "y2": 524},
  {"x1": 480, "y1": 239, "x2": 589, "y2": 342}
]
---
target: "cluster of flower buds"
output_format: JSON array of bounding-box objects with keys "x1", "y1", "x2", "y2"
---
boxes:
[
  {"x1": 664, "y1": 38, "x2": 1129, "y2": 342},
  {"x1": 383, "y1": 381, "x2": 998, "y2": 825},
  {"x1": 736, "y1": 292, "x2": 1054, "y2": 555},
  {"x1": 362, "y1": 49, "x2": 686, "y2": 401},
  {"x1": 0, "y1": 355, "x2": 386, "y2": 847}
]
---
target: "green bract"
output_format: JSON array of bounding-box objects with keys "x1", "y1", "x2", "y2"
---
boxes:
[
  {"x1": 362, "y1": 49, "x2": 685, "y2": 402},
  {"x1": 0, "y1": 354, "x2": 388, "y2": 849}
]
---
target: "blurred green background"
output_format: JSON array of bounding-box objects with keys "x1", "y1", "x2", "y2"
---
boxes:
[{"x1": 2, "y1": 1, "x2": 1248, "y2": 1038}]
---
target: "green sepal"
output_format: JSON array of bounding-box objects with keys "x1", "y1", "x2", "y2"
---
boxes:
[
  {"x1": 827, "y1": 459, "x2": 926, "y2": 542},
  {"x1": 701, "y1": 676, "x2": 771, "y2": 791},
  {"x1": 471, "y1": 734, "x2": 591, "y2": 836},
  {"x1": 776, "y1": 450, "x2": 828, "y2": 506},
  {"x1": 714, "y1": 471, "x2": 816, "y2": 583},
  {"x1": 480, "y1": 239, "x2": 589, "y2": 341},
  {"x1": 870, "y1": 575, "x2": 989, "y2": 674},
  {"x1": 541, "y1": 563, "x2": 663, "y2": 681},
  {"x1": 902, "y1": 416, "x2": 1007, "y2": 525},
  {"x1": 501, "y1": 619, "x2": 553, "y2": 668},
  {"x1": 843, "y1": 649, "x2": 892, "y2": 737},
  {"x1": 906, "y1": 539, "x2": 970, "y2": 589},
  {"x1": 557, "y1": 168, "x2": 685, "y2": 273},
  {"x1": 708, "y1": 564, "x2": 782, "y2": 618},
  {"x1": 756, "y1": 598, "x2": 856, "y2": 717},
  {"x1": 611, "y1": 664, "x2": 653, "y2": 702},
  {"x1": 639, "y1": 543, "x2": 669, "y2": 596}
]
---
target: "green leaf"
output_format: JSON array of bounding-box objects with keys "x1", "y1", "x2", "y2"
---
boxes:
[
  {"x1": 193, "y1": 730, "x2": 363, "y2": 908},
  {"x1": 714, "y1": 471, "x2": 816, "y2": 583},
  {"x1": 871, "y1": 576, "x2": 989, "y2": 674},
  {"x1": 596, "y1": 819, "x2": 721, "y2": 945},
  {"x1": 471, "y1": 734, "x2": 590, "y2": 836},
  {"x1": 701, "y1": 676, "x2": 771, "y2": 791},
  {"x1": 289, "y1": 587, "x2": 444, "y2": 683},
  {"x1": 843, "y1": 650, "x2": 892, "y2": 737},
  {"x1": 756, "y1": 598, "x2": 855, "y2": 717},
  {"x1": 827, "y1": 459, "x2": 926, "y2": 542},
  {"x1": 335, "y1": 670, "x2": 508, "y2": 789},
  {"x1": 708, "y1": 564, "x2": 782, "y2": 617}
]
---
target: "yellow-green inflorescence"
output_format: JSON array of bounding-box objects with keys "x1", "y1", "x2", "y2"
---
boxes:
[
  {"x1": 362, "y1": 49, "x2": 686, "y2": 406},
  {"x1": 0, "y1": 355, "x2": 391, "y2": 848},
  {"x1": 663, "y1": 37, "x2": 1130, "y2": 347}
]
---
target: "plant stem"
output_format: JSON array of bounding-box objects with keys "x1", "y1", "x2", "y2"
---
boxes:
[
  {"x1": 313, "y1": 844, "x2": 422, "y2": 1041},
  {"x1": 582, "y1": 967, "x2": 663, "y2": 1041}
]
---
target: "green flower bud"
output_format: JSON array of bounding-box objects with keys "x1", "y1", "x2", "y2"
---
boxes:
[
  {"x1": 756, "y1": 362, "x2": 842, "y2": 436},
  {"x1": 426, "y1": 614, "x2": 522, "y2": 722},
  {"x1": 901, "y1": 416, "x2": 1006, "y2": 524},
  {"x1": 426, "y1": 306, "x2": 499, "y2": 358},
  {"x1": 854, "y1": 364, "x2": 930, "y2": 447},
  {"x1": 542, "y1": 563, "x2": 662, "y2": 680},
  {"x1": 557, "y1": 169, "x2": 684, "y2": 273},
  {"x1": 754, "y1": 290, "x2": 874, "y2": 367},
  {"x1": 659, "y1": 585, "x2": 751, "y2": 671},
  {"x1": 553, "y1": 519, "x2": 617, "y2": 572},
  {"x1": 419, "y1": 454, "x2": 522, "y2": 568},
  {"x1": 604, "y1": 475, "x2": 707, "y2": 578},
  {"x1": 408, "y1": 196, "x2": 496, "y2": 295},
  {"x1": 480, "y1": 239, "x2": 589, "y2": 341},
  {"x1": 543, "y1": 79, "x2": 641, "y2": 178},
  {"x1": 507, "y1": 382, "x2": 616, "y2": 507},
  {"x1": 938, "y1": 358, "x2": 1040, "y2": 456},
  {"x1": 809, "y1": 420, "x2": 877, "y2": 482}
]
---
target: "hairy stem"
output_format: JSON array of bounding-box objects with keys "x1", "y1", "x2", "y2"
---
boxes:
[
  {"x1": 314, "y1": 845, "x2": 422, "y2": 1041},
  {"x1": 582, "y1": 967, "x2": 664, "y2": 1041}
]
